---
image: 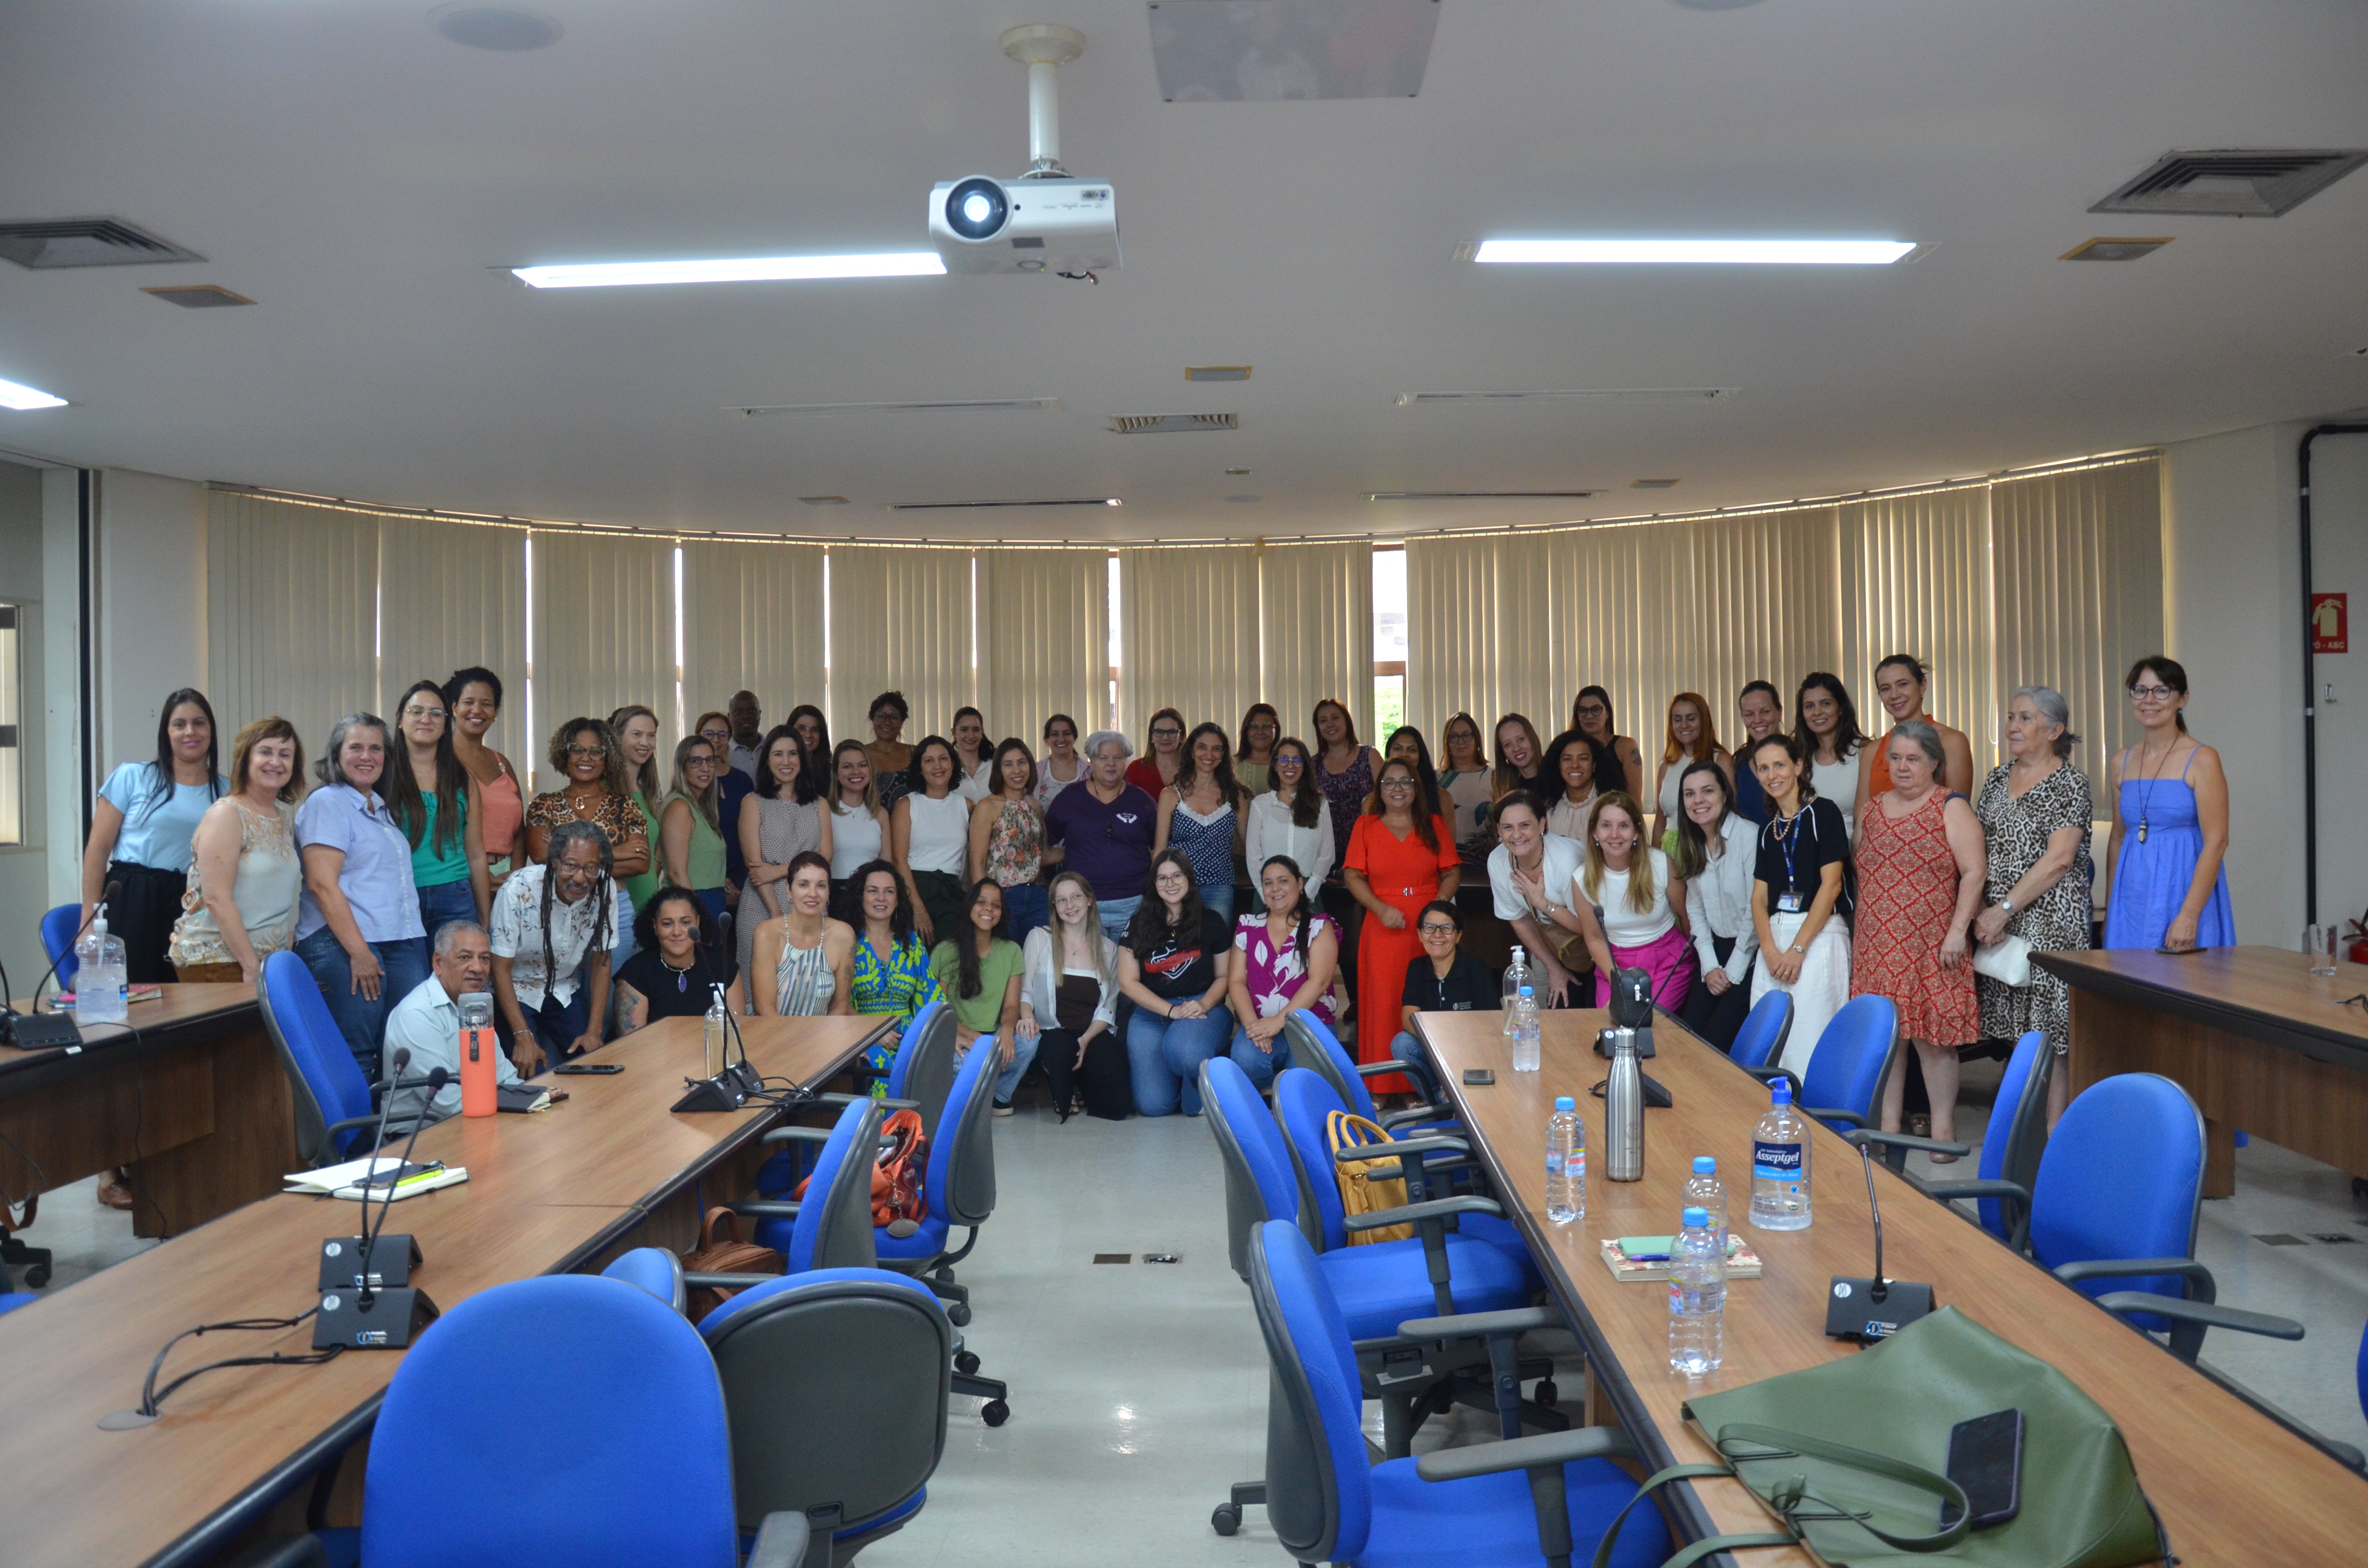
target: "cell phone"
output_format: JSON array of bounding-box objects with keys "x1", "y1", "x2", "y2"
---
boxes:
[
  {"x1": 555, "y1": 1062, "x2": 624, "y2": 1075},
  {"x1": 1463, "y1": 1068, "x2": 1495, "y2": 1085},
  {"x1": 2153, "y1": 944, "x2": 2207, "y2": 957},
  {"x1": 1940, "y1": 1408, "x2": 2023, "y2": 1530}
]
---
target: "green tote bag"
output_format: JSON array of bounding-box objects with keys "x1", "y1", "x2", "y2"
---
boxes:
[{"x1": 1591, "y1": 1307, "x2": 2167, "y2": 1568}]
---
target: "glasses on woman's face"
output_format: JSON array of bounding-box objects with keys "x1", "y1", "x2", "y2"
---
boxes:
[
  {"x1": 701, "y1": 726, "x2": 731, "y2": 745},
  {"x1": 688, "y1": 754, "x2": 716, "y2": 771},
  {"x1": 1417, "y1": 921, "x2": 1458, "y2": 939},
  {"x1": 403, "y1": 704, "x2": 446, "y2": 722},
  {"x1": 1381, "y1": 777, "x2": 1415, "y2": 793},
  {"x1": 2129, "y1": 685, "x2": 2175, "y2": 703},
  {"x1": 567, "y1": 744, "x2": 607, "y2": 759},
  {"x1": 1152, "y1": 726, "x2": 1183, "y2": 743}
]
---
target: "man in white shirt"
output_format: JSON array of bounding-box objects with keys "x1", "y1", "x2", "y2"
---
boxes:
[
  {"x1": 382, "y1": 920, "x2": 518, "y2": 1126},
  {"x1": 490, "y1": 821, "x2": 617, "y2": 1073}
]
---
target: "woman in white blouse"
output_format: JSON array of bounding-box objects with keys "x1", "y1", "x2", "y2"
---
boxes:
[
  {"x1": 1671, "y1": 760, "x2": 1760, "y2": 1050},
  {"x1": 1529, "y1": 792, "x2": 1694, "y2": 1011},
  {"x1": 950, "y1": 707, "x2": 995, "y2": 804},
  {"x1": 1014, "y1": 870, "x2": 1123, "y2": 1122},
  {"x1": 827, "y1": 739, "x2": 888, "y2": 904},
  {"x1": 1244, "y1": 736, "x2": 1335, "y2": 888}
]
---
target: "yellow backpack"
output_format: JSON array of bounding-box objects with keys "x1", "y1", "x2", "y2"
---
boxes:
[{"x1": 1326, "y1": 1110, "x2": 1414, "y2": 1245}]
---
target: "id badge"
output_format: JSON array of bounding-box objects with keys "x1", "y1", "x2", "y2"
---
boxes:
[{"x1": 1775, "y1": 891, "x2": 1804, "y2": 914}]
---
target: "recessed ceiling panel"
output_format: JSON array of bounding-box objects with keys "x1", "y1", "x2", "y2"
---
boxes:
[{"x1": 1149, "y1": 0, "x2": 1440, "y2": 101}]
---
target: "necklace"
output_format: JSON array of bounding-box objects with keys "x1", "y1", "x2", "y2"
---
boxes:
[
  {"x1": 658, "y1": 951, "x2": 698, "y2": 993},
  {"x1": 2130, "y1": 738, "x2": 2178, "y2": 845}
]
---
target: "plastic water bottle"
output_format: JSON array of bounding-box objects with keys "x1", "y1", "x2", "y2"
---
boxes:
[
  {"x1": 1667, "y1": 1206, "x2": 1726, "y2": 1375},
  {"x1": 1749, "y1": 1077, "x2": 1813, "y2": 1232},
  {"x1": 1501, "y1": 945, "x2": 1529, "y2": 1035},
  {"x1": 1545, "y1": 1095, "x2": 1585, "y2": 1224},
  {"x1": 74, "y1": 910, "x2": 128, "y2": 1026},
  {"x1": 1682, "y1": 1155, "x2": 1728, "y2": 1256},
  {"x1": 703, "y1": 987, "x2": 728, "y2": 1080},
  {"x1": 1508, "y1": 986, "x2": 1542, "y2": 1072}
]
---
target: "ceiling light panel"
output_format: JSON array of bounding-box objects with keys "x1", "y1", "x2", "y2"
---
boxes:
[
  {"x1": 1467, "y1": 239, "x2": 1915, "y2": 265},
  {"x1": 733, "y1": 398, "x2": 1059, "y2": 416},
  {"x1": 142, "y1": 284, "x2": 255, "y2": 307},
  {"x1": 514, "y1": 253, "x2": 946, "y2": 288},
  {"x1": 0, "y1": 376, "x2": 68, "y2": 410},
  {"x1": 1396, "y1": 388, "x2": 1734, "y2": 405}
]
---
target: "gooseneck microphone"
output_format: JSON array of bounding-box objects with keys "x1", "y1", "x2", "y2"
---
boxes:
[
  {"x1": 1824, "y1": 1134, "x2": 1935, "y2": 1341},
  {"x1": 8, "y1": 879, "x2": 123, "y2": 1049},
  {"x1": 313, "y1": 1048, "x2": 444, "y2": 1348}
]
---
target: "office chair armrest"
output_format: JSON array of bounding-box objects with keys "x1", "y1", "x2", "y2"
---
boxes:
[
  {"x1": 683, "y1": 1271, "x2": 779, "y2": 1291},
  {"x1": 1395, "y1": 1306, "x2": 1560, "y2": 1342},
  {"x1": 1914, "y1": 1176, "x2": 2027, "y2": 1201},
  {"x1": 762, "y1": 1126, "x2": 837, "y2": 1146},
  {"x1": 1335, "y1": 1135, "x2": 1470, "y2": 1164},
  {"x1": 1805, "y1": 1106, "x2": 1867, "y2": 1129},
  {"x1": 222, "y1": 1537, "x2": 326, "y2": 1568},
  {"x1": 1354, "y1": 1058, "x2": 1417, "y2": 1079},
  {"x1": 728, "y1": 1200, "x2": 801, "y2": 1218},
  {"x1": 811, "y1": 1093, "x2": 921, "y2": 1110},
  {"x1": 747, "y1": 1509, "x2": 813, "y2": 1568},
  {"x1": 2093, "y1": 1291, "x2": 2305, "y2": 1342},
  {"x1": 1414, "y1": 1425, "x2": 1641, "y2": 1483},
  {"x1": 313, "y1": 1113, "x2": 391, "y2": 1164},
  {"x1": 1343, "y1": 1195, "x2": 1503, "y2": 1233},
  {"x1": 2052, "y1": 1257, "x2": 2214, "y2": 1298},
  {"x1": 1846, "y1": 1128, "x2": 1972, "y2": 1159},
  {"x1": 1378, "y1": 1106, "x2": 1461, "y2": 1131}
]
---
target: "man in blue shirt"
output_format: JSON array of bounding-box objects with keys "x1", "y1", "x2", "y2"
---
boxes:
[
  {"x1": 1045, "y1": 731, "x2": 1157, "y2": 942},
  {"x1": 382, "y1": 919, "x2": 518, "y2": 1127}
]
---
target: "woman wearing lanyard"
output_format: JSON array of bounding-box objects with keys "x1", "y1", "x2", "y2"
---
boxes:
[
  {"x1": 1744, "y1": 733, "x2": 1853, "y2": 1078},
  {"x1": 82, "y1": 687, "x2": 226, "y2": 984}
]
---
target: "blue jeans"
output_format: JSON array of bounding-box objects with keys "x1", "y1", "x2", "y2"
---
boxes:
[
  {"x1": 416, "y1": 879, "x2": 478, "y2": 952},
  {"x1": 1126, "y1": 1007, "x2": 1229, "y2": 1116},
  {"x1": 989, "y1": 1030, "x2": 1042, "y2": 1106},
  {"x1": 1000, "y1": 882, "x2": 1049, "y2": 943},
  {"x1": 524, "y1": 985, "x2": 592, "y2": 1064},
  {"x1": 1097, "y1": 894, "x2": 1140, "y2": 944},
  {"x1": 1229, "y1": 1025, "x2": 1294, "y2": 1091},
  {"x1": 296, "y1": 925, "x2": 432, "y2": 1085},
  {"x1": 1201, "y1": 885, "x2": 1234, "y2": 925},
  {"x1": 1390, "y1": 1029, "x2": 1441, "y2": 1103}
]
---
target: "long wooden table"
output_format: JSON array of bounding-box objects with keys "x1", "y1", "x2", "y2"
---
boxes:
[
  {"x1": 0, "y1": 984, "x2": 297, "y2": 1238},
  {"x1": 2040, "y1": 946, "x2": 2368, "y2": 1197},
  {"x1": 0, "y1": 1011, "x2": 886, "y2": 1568},
  {"x1": 1413, "y1": 1009, "x2": 2368, "y2": 1568}
]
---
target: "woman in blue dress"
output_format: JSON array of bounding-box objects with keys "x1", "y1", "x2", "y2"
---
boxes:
[{"x1": 2102, "y1": 657, "x2": 2232, "y2": 951}]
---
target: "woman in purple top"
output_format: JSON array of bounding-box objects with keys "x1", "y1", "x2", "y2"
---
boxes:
[{"x1": 1224, "y1": 855, "x2": 1340, "y2": 1090}]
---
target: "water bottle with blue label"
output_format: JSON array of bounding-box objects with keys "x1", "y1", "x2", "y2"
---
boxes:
[
  {"x1": 1667, "y1": 1205, "x2": 1726, "y2": 1375},
  {"x1": 1748, "y1": 1077, "x2": 1812, "y2": 1231}
]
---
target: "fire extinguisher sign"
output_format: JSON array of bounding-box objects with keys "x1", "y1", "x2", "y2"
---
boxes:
[{"x1": 2313, "y1": 592, "x2": 2348, "y2": 654}]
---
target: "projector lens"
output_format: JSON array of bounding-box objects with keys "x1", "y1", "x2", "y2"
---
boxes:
[{"x1": 944, "y1": 178, "x2": 1008, "y2": 241}]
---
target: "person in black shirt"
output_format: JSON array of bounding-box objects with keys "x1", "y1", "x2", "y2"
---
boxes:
[
  {"x1": 1744, "y1": 733, "x2": 1853, "y2": 1077},
  {"x1": 1390, "y1": 900, "x2": 1497, "y2": 1103},
  {"x1": 615, "y1": 886, "x2": 743, "y2": 1030},
  {"x1": 1117, "y1": 849, "x2": 1234, "y2": 1117}
]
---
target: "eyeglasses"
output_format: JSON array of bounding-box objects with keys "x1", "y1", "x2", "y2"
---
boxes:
[
  {"x1": 1417, "y1": 923, "x2": 1458, "y2": 937},
  {"x1": 2129, "y1": 686, "x2": 2176, "y2": 701},
  {"x1": 402, "y1": 705, "x2": 446, "y2": 721},
  {"x1": 1152, "y1": 727, "x2": 1183, "y2": 741},
  {"x1": 700, "y1": 728, "x2": 731, "y2": 742},
  {"x1": 1380, "y1": 778, "x2": 1416, "y2": 791},
  {"x1": 565, "y1": 744, "x2": 607, "y2": 759},
  {"x1": 687, "y1": 755, "x2": 716, "y2": 768},
  {"x1": 1576, "y1": 703, "x2": 1607, "y2": 716}
]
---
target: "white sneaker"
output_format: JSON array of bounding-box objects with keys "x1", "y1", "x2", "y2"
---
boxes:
[{"x1": 992, "y1": 1102, "x2": 1014, "y2": 1117}]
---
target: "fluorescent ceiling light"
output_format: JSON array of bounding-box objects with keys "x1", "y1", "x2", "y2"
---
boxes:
[
  {"x1": 0, "y1": 375, "x2": 67, "y2": 410},
  {"x1": 1470, "y1": 239, "x2": 1915, "y2": 265},
  {"x1": 513, "y1": 253, "x2": 947, "y2": 288}
]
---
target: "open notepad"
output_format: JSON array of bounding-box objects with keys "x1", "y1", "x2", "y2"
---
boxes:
[{"x1": 285, "y1": 1155, "x2": 472, "y2": 1202}]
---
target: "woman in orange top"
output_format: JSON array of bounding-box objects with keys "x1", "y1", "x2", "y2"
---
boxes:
[
  {"x1": 1344, "y1": 757, "x2": 1460, "y2": 1096},
  {"x1": 1856, "y1": 653, "x2": 1974, "y2": 825}
]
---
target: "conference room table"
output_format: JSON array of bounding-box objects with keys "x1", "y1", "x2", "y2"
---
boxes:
[
  {"x1": 2039, "y1": 945, "x2": 2368, "y2": 1197},
  {"x1": 1413, "y1": 1009, "x2": 2368, "y2": 1568},
  {"x1": 0, "y1": 983, "x2": 296, "y2": 1239},
  {"x1": 0, "y1": 1010, "x2": 888, "y2": 1568}
]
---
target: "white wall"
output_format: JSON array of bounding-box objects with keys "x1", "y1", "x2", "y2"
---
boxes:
[
  {"x1": 93, "y1": 469, "x2": 208, "y2": 781},
  {"x1": 0, "y1": 460, "x2": 54, "y2": 989},
  {"x1": 2299, "y1": 432, "x2": 2368, "y2": 936},
  {"x1": 40, "y1": 468, "x2": 81, "y2": 908}
]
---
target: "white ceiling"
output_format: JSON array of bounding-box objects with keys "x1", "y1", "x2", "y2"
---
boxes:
[{"x1": 2, "y1": 0, "x2": 2366, "y2": 542}]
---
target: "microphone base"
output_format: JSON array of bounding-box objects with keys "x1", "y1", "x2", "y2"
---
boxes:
[
  {"x1": 314, "y1": 1286, "x2": 440, "y2": 1349},
  {"x1": 318, "y1": 1233, "x2": 423, "y2": 1291},
  {"x1": 1824, "y1": 1276, "x2": 1934, "y2": 1341},
  {"x1": 7, "y1": 1011, "x2": 83, "y2": 1050},
  {"x1": 672, "y1": 1073, "x2": 748, "y2": 1113},
  {"x1": 725, "y1": 1059, "x2": 765, "y2": 1097}
]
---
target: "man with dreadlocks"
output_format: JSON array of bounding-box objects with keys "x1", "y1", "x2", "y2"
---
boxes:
[{"x1": 489, "y1": 818, "x2": 618, "y2": 1073}]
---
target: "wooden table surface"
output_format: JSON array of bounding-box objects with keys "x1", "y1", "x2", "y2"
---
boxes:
[
  {"x1": 0, "y1": 982, "x2": 257, "y2": 1083},
  {"x1": 2038, "y1": 946, "x2": 2368, "y2": 1069},
  {"x1": 1414, "y1": 1009, "x2": 2368, "y2": 1568},
  {"x1": 0, "y1": 1011, "x2": 885, "y2": 1568}
]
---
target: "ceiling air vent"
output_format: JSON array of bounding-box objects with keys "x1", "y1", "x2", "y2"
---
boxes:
[
  {"x1": 2089, "y1": 149, "x2": 2368, "y2": 218},
  {"x1": 733, "y1": 398, "x2": 1059, "y2": 417},
  {"x1": 142, "y1": 284, "x2": 254, "y2": 307},
  {"x1": 0, "y1": 217, "x2": 206, "y2": 270},
  {"x1": 1110, "y1": 413, "x2": 1239, "y2": 434},
  {"x1": 2060, "y1": 237, "x2": 2170, "y2": 262},
  {"x1": 1185, "y1": 366, "x2": 1250, "y2": 382},
  {"x1": 1396, "y1": 388, "x2": 1734, "y2": 406}
]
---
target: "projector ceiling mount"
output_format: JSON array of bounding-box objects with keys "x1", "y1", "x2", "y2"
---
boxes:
[
  {"x1": 1002, "y1": 24, "x2": 1085, "y2": 178},
  {"x1": 928, "y1": 23, "x2": 1120, "y2": 276}
]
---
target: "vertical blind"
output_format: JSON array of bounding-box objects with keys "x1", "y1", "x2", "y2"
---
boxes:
[
  {"x1": 680, "y1": 539, "x2": 826, "y2": 734},
  {"x1": 1258, "y1": 541, "x2": 1375, "y2": 743},
  {"x1": 206, "y1": 493, "x2": 377, "y2": 754},
  {"x1": 1118, "y1": 545, "x2": 1265, "y2": 738},
  {"x1": 378, "y1": 515, "x2": 529, "y2": 763},
  {"x1": 976, "y1": 547, "x2": 1110, "y2": 741},
  {"x1": 825, "y1": 545, "x2": 974, "y2": 742},
  {"x1": 1840, "y1": 488, "x2": 1998, "y2": 769},
  {"x1": 526, "y1": 530, "x2": 676, "y2": 789},
  {"x1": 1405, "y1": 530, "x2": 1557, "y2": 743}
]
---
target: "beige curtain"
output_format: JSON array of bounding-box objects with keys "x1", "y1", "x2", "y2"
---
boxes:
[
  {"x1": 1259, "y1": 541, "x2": 1375, "y2": 745},
  {"x1": 205, "y1": 493, "x2": 377, "y2": 754},
  {"x1": 377, "y1": 515, "x2": 529, "y2": 764},
  {"x1": 1405, "y1": 530, "x2": 1557, "y2": 746},
  {"x1": 526, "y1": 531, "x2": 677, "y2": 790},
  {"x1": 1840, "y1": 488, "x2": 1999, "y2": 772},
  {"x1": 1990, "y1": 460, "x2": 2165, "y2": 792},
  {"x1": 1117, "y1": 545, "x2": 1263, "y2": 739},
  {"x1": 680, "y1": 539, "x2": 826, "y2": 735},
  {"x1": 976, "y1": 547, "x2": 1110, "y2": 741},
  {"x1": 825, "y1": 545, "x2": 974, "y2": 742}
]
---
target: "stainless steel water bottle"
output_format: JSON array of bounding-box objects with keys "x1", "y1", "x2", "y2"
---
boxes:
[{"x1": 1604, "y1": 1027, "x2": 1645, "y2": 1181}]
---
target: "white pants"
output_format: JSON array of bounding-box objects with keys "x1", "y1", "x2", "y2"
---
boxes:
[{"x1": 1751, "y1": 911, "x2": 1852, "y2": 1079}]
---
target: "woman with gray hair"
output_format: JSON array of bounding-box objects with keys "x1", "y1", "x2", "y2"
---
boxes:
[
  {"x1": 1854, "y1": 718, "x2": 1985, "y2": 1145},
  {"x1": 294, "y1": 712, "x2": 431, "y2": 1081},
  {"x1": 1972, "y1": 685, "x2": 2094, "y2": 1126}
]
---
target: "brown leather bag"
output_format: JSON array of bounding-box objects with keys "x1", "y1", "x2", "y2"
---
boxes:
[{"x1": 679, "y1": 1205, "x2": 782, "y2": 1320}]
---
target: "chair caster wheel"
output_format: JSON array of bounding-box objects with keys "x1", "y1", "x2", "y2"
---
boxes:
[
  {"x1": 955, "y1": 1349, "x2": 981, "y2": 1375},
  {"x1": 981, "y1": 1399, "x2": 1010, "y2": 1427},
  {"x1": 1533, "y1": 1379, "x2": 1558, "y2": 1408},
  {"x1": 948, "y1": 1302, "x2": 972, "y2": 1327},
  {"x1": 1211, "y1": 1505, "x2": 1241, "y2": 1536}
]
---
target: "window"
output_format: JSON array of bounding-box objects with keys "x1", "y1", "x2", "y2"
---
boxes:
[
  {"x1": 0, "y1": 603, "x2": 20, "y2": 845},
  {"x1": 1373, "y1": 547, "x2": 1406, "y2": 735}
]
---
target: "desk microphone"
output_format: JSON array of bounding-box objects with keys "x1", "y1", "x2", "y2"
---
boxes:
[
  {"x1": 1824, "y1": 1134, "x2": 1935, "y2": 1342},
  {"x1": 313, "y1": 1049, "x2": 443, "y2": 1349},
  {"x1": 7, "y1": 880, "x2": 120, "y2": 1050}
]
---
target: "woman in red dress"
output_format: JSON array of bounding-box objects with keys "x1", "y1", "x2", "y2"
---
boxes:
[
  {"x1": 1344, "y1": 757, "x2": 1460, "y2": 1096},
  {"x1": 1856, "y1": 720, "x2": 1986, "y2": 1147}
]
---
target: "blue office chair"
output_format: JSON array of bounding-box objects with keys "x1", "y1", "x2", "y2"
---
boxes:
[
  {"x1": 1794, "y1": 994, "x2": 1898, "y2": 1137},
  {"x1": 873, "y1": 1033, "x2": 999, "y2": 1324},
  {"x1": 360, "y1": 1274, "x2": 807, "y2": 1568},
  {"x1": 601, "y1": 1247, "x2": 687, "y2": 1313},
  {"x1": 1285, "y1": 1012, "x2": 1455, "y2": 1132},
  {"x1": 0, "y1": 1293, "x2": 36, "y2": 1314},
  {"x1": 1898, "y1": 1029, "x2": 2052, "y2": 1246},
  {"x1": 258, "y1": 949, "x2": 398, "y2": 1166},
  {"x1": 39, "y1": 904, "x2": 82, "y2": 992},
  {"x1": 767, "y1": 999, "x2": 953, "y2": 1195},
  {"x1": 698, "y1": 1268, "x2": 951, "y2": 1566},
  {"x1": 1728, "y1": 992, "x2": 1793, "y2": 1070},
  {"x1": 1247, "y1": 1220, "x2": 1672, "y2": 1568}
]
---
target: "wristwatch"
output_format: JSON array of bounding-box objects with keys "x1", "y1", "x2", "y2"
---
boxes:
[{"x1": 1998, "y1": 897, "x2": 2016, "y2": 916}]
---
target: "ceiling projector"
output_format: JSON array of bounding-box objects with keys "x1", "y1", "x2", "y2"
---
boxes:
[{"x1": 930, "y1": 24, "x2": 1120, "y2": 276}]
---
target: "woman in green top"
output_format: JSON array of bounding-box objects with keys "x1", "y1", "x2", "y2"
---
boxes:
[
  {"x1": 928, "y1": 879, "x2": 1032, "y2": 1115},
  {"x1": 659, "y1": 734, "x2": 730, "y2": 938},
  {"x1": 385, "y1": 679, "x2": 490, "y2": 947},
  {"x1": 609, "y1": 704, "x2": 666, "y2": 916}
]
